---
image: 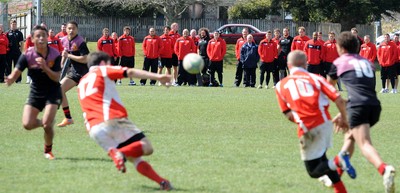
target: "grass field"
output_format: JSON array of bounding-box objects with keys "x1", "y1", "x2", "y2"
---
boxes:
[{"x1": 1, "y1": 43, "x2": 399, "y2": 193}]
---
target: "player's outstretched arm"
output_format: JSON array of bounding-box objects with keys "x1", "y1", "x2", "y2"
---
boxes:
[
  {"x1": 5, "y1": 69, "x2": 22, "y2": 87},
  {"x1": 127, "y1": 68, "x2": 172, "y2": 87}
]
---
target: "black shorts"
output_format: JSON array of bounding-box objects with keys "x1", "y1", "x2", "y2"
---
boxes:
[
  {"x1": 396, "y1": 62, "x2": 400, "y2": 75},
  {"x1": 307, "y1": 64, "x2": 322, "y2": 75},
  {"x1": 160, "y1": 58, "x2": 172, "y2": 68},
  {"x1": 116, "y1": 132, "x2": 145, "y2": 149},
  {"x1": 26, "y1": 90, "x2": 62, "y2": 112},
  {"x1": 66, "y1": 71, "x2": 84, "y2": 84},
  {"x1": 277, "y1": 54, "x2": 288, "y2": 70},
  {"x1": 209, "y1": 61, "x2": 223, "y2": 73},
  {"x1": 348, "y1": 105, "x2": 381, "y2": 128},
  {"x1": 260, "y1": 62, "x2": 274, "y2": 73},
  {"x1": 120, "y1": 56, "x2": 135, "y2": 68},
  {"x1": 380, "y1": 65, "x2": 396, "y2": 80},
  {"x1": 171, "y1": 54, "x2": 178, "y2": 67}
]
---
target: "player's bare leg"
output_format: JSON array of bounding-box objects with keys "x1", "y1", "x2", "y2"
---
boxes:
[
  {"x1": 41, "y1": 104, "x2": 58, "y2": 159},
  {"x1": 172, "y1": 66, "x2": 178, "y2": 83},
  {"x1": 157, "y1": 67, "x2": 164, "y2": 86},
  {"x1": 57, "y1": 78, "x2": 77, "y2": 127},
  {"x1": 22, "y1": 105, "x2": 42, "y2": 130}
]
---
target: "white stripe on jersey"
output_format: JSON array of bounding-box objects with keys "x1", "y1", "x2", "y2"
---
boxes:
[
  {"x1": 309, "y1": 74, "x2": 330, "y2": 122},
  {"x1": 100, "y1": 66, "x2": 125, "y2": 122}
]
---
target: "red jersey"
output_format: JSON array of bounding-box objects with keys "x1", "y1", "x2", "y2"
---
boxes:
[
  {"x1": 321, "y1": 40, "x2": 339, "y2": 63},
  {"x1": 0, "y1": 32, "x2": 9, "y2": 54},
  {"x1": 377, "y1": 41, "x2": 397, "y2": 67},
  {"x1": 272, "y1": 36, "x2": 281, "y2": 45},
  {"x1": 191, "y1": 36, "x2": 199, "y2": 47},
  {"x1": 304, "y1": 39, "x2": 324, "y2": 65},
  {"x1": 113, "y1": 38, "x2": 119, "y2": 57},
  {"x1": 291, "y1": 35, "x2": 310, "y2": 51},
  {"x1": 207, "y1": 37, "x2": 227, "y2": 62},
  {"x1": 78, "y1": 66, "x2": 129, "y2": 131},
  {"x1": 359, "y1": 42, "x2": 377, "y2": 63},
  {"x1": 118, "y1": 34, "x2": 135, "y2": 57},
  {"x1": 142, "y1": 35, "x2": 163, "y2": 59},
  {"x1": 55, "y1": 31, "x2": 67, "y2": 40},
  {"x1": 168, "y1": 31, "x2": 180, "y2": 53},
  {"x1": 275, "y1": 67, "x2": 339, "y2": 138},
  {"x1": 174, "y1": 37, "x2": 196, "y2": 60},
  {"x1": 258, "y1": 39, "x2": 278, "y2": 63},
  {"x1": 47, "y1": 36, "x2": 63, "y2": 52},
  {"x1": 235, "y1": 37, "x2": 247, "y2": 60},
  {"x1": 25, "y1": 35, "x2": 34, "y2": 51},
  {"x1": 159, "y1": 34, "x2": 174, "y2": 58},
  {"x1": 97, "y1": 35, "x2": 117, "y2": 57}
]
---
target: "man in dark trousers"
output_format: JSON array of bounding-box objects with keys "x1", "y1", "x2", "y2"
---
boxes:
[
  {"x1": 240, "y1": 34, "x2": 259, "y2": 87},
  {"x1": 234, "y1": 28, "x2": 249, "y2": 87},
  {"x1": 6, "y1": 19, "x2": 24, "y2": 83},
  {"x1": 277, "y1": 27, "x2": 293, "y2": 81}
]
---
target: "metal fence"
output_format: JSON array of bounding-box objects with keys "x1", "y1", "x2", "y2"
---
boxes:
[{"x1": 41, "y1": 16, "x2": 375, "y2": 42}]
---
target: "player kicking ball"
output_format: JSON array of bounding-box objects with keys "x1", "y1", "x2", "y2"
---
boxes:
[
  {"x1": 6, "y1": 25, "x2": 62, "y2": 160},
  {"x1": 275, "y1": 50, "x2": 356, "y2": 193},
  {"x1": 77, "y1": 51, "x2": 172, "y2": 190}
]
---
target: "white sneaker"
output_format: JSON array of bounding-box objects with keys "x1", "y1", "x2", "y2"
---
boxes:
[
  {"x1": 117, "y1": 80, "x2": 122, "y2": 85},
  {"x1": 380, "y1": 88, "x2": 389, "y2": 93},
  {"x1": 318, "y1": 175, "x2": 333, "y2": 188},
  {"x1": 391, "y1": 89, "x2": 398, "y2": 94},
  {"x1": 383, "y1": 165, "x2": 396, "y2": 193},
  {"x1": 257, "y1": 85, "x2": 263, "y2": 89},
  {"x1": 265, "y1": 85, "x2": 269, "y2": 89}
]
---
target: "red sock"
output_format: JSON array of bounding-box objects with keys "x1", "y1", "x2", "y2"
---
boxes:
[
  {"x1": 63, "y1": 106, "x2": 72, "y2": 119},
  {"x1": 334, "y1": 156, "x2": 340, "y2": 168},
  {"x1": 333, "y1": 181, "x2": 347, "y2": 193},
  {"x1": 378, "y1": 163, "x2": 387, "y2": 176},
  {"x1": 44, "y1": 144, "x2": 52, "y2": 153},
  {"x1": 118, "y1": 141, "x2": 143, "y2": 158},
  {"x1": 136, "y1": 161, "x2": 164, "y2": 184}
]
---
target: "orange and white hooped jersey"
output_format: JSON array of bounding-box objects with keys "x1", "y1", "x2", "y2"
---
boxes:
[
  {"x1": 78, "y1": 66, "x2": 128, "y2": 131},
  {"x1": 275, "y1": 67, "x2": 340, "y2": 138}
]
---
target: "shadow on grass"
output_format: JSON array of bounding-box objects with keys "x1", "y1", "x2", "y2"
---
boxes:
[
  {"x1": 139, "y1": 185, "x2": 191, "y2": 192},
  {"x1": 57, "y1": 157, "x2": 110, "y2": 162}
]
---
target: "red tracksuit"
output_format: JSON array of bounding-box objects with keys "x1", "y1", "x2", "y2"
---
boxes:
[
  {"x1": 160, "y1": 34, "x2": 174, "y2": 58},
  {"x1": 377, "y1": 41, "x2": 397, "y2": 67},
  {"x1": 113, "y1": 38, "x2": 119, "y2": 56},
  {"x1": 25, "y1": 35, "x2": 34, "y2": 51},
  {"x1": 235, "y1": 37, "x2": 247, "y2": 60},
  {"x1": 258, "y1": 39, "x2": 278, "y2": 63},
  {"x1": 48, "y1": 35, "x2": 63, "y2": 52},
  {"x1": 118, "y1": 34, "x2": 135, "y2": 57},
  {"x1": 168, "y1": 31, "x2": 180, "y2": 54},
  {"x1": 207, "y1": 37, "x2": 227, "y2": 62},
  {"x1": 0, "y1": 32, "x2": 9, "y2": 54},
  {"x1": 55, "y1": 31, "x2": 67, "y2": 40},
  {"x1": 304, "y1": 39, "x2": 324, "y2": 65},
  {"x1": 322, "y1": 40, "x2": 339, "y2": 63},
  {"x1": 142, "y1": 35, "x2": 163, "y2": 59},
  {"x1": 97, "y1": 35, "x2": 117, "y2": 57},
  {"x1": 359, "y1": 42, "x2": 377, "y2": 63},
  {"x1": 291, "y1": 35, "x2": 310, "y2": 51},
  {"x1": 174, "y1": 37, "x2": 196, "y2": 60}
]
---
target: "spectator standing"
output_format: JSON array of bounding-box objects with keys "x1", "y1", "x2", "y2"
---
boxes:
[
  {"x1": 140, "y1": 28, "x2": 162, "y2": 86},
  {"x1": 277, "y1": 27, "x2": 293, "y2": 80},
  {"x1": 6, "y1": 19, "x2": 24, "y2": 83},
  {"x1": 97, "y1": 28, "x2": 117, "y2": 65},
  {"x1": 0, "y1": 24, "x2": 8, "y2": 83},
  {"x1": 304, "y1": 32, "x2": 324, "y2": 75},
  {"x1": 55, "y1": 23, "x2": 67, "y2": 40},
  {"x1": 169, "y1": 23, "x2": 180, "y2": 84},
  {"x1": 111, "y1": 32, "x2": 119, "y2": 66},
  {"x1": 257, "y1": 31, "x2": 277, "y2": 89},
  {"x1": 291, "y1": 26, "x2": 310, "y2": 51},
  {"x1": 207, "y1": 31, "x2": 227, "y2": 87},
  {"x1": 174, "y1": 29, "x2": 197, "y2": 86},
  {"x1": 197, "y1": 28, "x2": 211, "y2": 86},
  {"x1": 377, "y1": 34, "x2": 397, "y2": 93},
  {"x1": 234, "y1": 28, "x2": 249, "y2": 87},
  {"x1": 158, "y1": 26, "x2": 174, "y2": 77},
  {"x1": 359, "y1": 35, "x2": 377, "y2": 64},
  {"x1": 47, "y1": 29, "x2": 63, "y2": 53},
  {"x1": 240, "y1": 35, "x2": 259, "y2": 87},
  {"x1": 118, "y1": 26, "x2": 136, "y2": 85}
]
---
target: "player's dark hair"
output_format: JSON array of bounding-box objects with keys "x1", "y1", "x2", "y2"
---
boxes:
[
  {"x1": 198, "y1": 27, "x2": 210, "y2": 39},
  {"x1": 67, "y1": 21, "x2": 78, "y2": 28},
  {"x1": 87, "y1": 51, "x2": 111, "y2": 68},
  {"x1": 164, "y1": 26, "x2": 171, "y2": 31},
  {"x1": 10, "y1": 19, "x2": 16, "y2": 24},
  {"x1": 123, "y1": 26, "x2": 131, "y2": 31},
  {"x1": 337, "y1": 31, "x2": 359, "y2": 54},
  {"x1": 31, "y1": 25, "x2": 48, "y2": 36},
  {"x1": 395, "y1": 33, "x2": 399, "y2": 37},
  {"x1": 61, "y1": 23, "x2": 66, "y2": 26}
]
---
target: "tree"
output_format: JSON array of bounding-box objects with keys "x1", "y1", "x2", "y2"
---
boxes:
[
  {"x1": 272, "y1": 0, "x2": 400, "y2": 31},
  {"x1": 228, "y1": 0, "x2": 274, "y2": 19}
]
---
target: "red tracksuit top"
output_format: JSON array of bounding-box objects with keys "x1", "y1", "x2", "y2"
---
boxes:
[
  {"x1": 25, "y1": 35, "x2": 34, "y2": 51},
  {"x1": 207, "y1": 37, "x2": 227, "y2": 62},
  {"x1": 291, "y1": 35, "x2": 310, "y2": 51},
  {"x1": 235, "y1": 37, "x2": 247, "y2": 60},
  {"x1": 377, "y1": 41, "x2": 397, "y2": 67},
  {"x1": 174, "y1": 36, "x2": 196, "y2": 60},
  {"x1": 48, "y1": 36, "x2": 63, "y2": 52},
  {"x1": 159, "y1": 34, "x2": 174, "y2": 58},
  {"x1": 113, "y1": 38, "x2": 119, "y2": 57},
  {"x1": 142, "y1": 35, "x2": 163, "y2": 59},
  {"x1": 359, "y1": 42, "x2": 377, "y2": 63},
  {"x1": 55, "y1": 31, "x2": 67, "y2": 40},
  {"x1": 118, "y1": 34, "x2": 135, "y2": 57},
  {"x1": 258, "y1": 39, "x2": 278, "y2": 63},
  {"x1": 322, "y1": 40, "x2": 339, "y2": 63},
  {"x1": 168, "y1": 31, "x2": 180, "y2": 54},
  {"x1": 0, "y1": 32, "x2": 9, "y2": 54},
  {"x1": 304, "y1": 39, "x2": 324, "y2": 65},
  {"x1": 97, "y1": 36, "x2": 117, "y2": 57}
]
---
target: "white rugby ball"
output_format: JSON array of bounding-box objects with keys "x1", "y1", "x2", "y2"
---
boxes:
[{"x1": 183, "y1": 53, "x2": 204, "y2": 74}]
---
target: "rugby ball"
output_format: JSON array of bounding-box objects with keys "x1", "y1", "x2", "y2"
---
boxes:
[{"x1": 183, "y1": 53, "x2": 204, "y2": 74}]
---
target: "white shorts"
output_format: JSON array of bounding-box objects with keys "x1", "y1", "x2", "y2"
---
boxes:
[
  {"x1": 299, "y1": 121, "x2": 333, "y2": 161},
  {"x1": 89, "y1": 118, "x2": 142, "y2": 151}
]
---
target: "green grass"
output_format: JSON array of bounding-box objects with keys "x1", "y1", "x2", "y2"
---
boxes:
[{"x1": 1, "y1": 43, "x2": 399, "y2": 193}]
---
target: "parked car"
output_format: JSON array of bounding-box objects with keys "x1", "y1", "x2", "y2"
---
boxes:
[
  {"x1": 211, "y1": 24, "x2": 266, "y2": 44},
  {"x1": 376, "y1": 30, "x2": 400, "y2": 47}
]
